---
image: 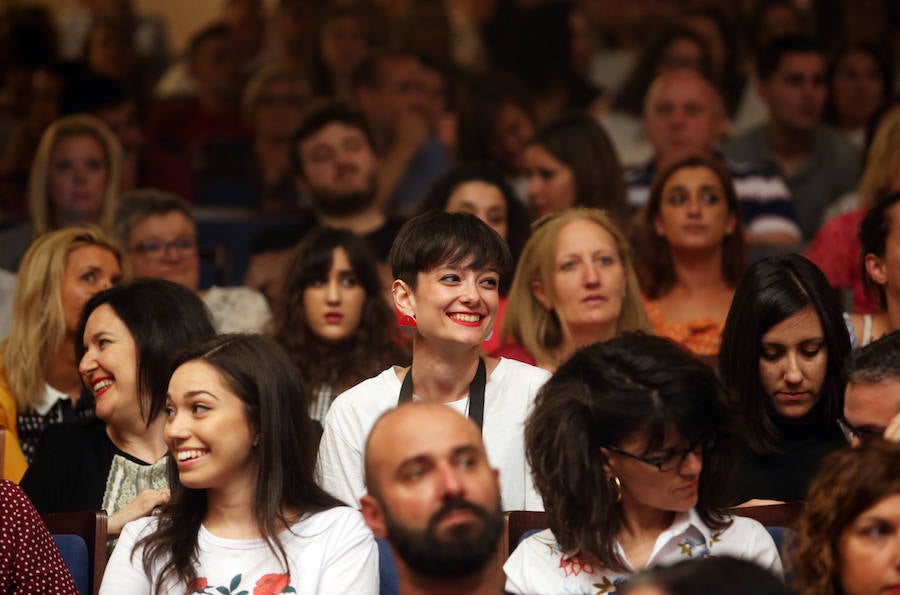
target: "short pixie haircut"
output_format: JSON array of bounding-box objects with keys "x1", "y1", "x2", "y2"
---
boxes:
[
  {"x1": 75, "y1": 278, "x2": 215, "y2": 426},
  {"x1": 791, "y1": 441, "x2": 900, "y2": 595},
  {"x1": 719, "y1": 254, "x2": 850, "y2": 453},
  {"x1": 527, "y1": 333, "x2": 734, "y2": 572},
  {"x1": 389, "y1": 211, "x2": 512, "y2": 289}
]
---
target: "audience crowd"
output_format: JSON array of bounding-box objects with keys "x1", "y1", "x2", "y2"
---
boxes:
[{"x1": 1, "y1": 0, "x2": 900, "y2": 593}]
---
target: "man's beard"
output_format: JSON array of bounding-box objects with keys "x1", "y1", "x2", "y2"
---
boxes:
[
  {"x1": 308, "y1": 175, "x2": 377, "y2": 218},
  {"x1": 383, "y1": 497, "x2": 504, "y2": 579}
]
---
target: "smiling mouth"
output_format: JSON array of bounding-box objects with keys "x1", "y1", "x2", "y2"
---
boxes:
[
  {"x1": 174, "y1": 449, "x2": 208, "y2": 462},
  {"x1": 91, "y1": 377, "x2": 113, "y2": 397},
  {"x1": 448, "y1": 313, "x2": 483, "y2": 326}
]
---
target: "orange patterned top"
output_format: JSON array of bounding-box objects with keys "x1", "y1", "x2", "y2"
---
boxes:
[{"x1": 643, "y1": 299, "x2": 725, "y2": 357}]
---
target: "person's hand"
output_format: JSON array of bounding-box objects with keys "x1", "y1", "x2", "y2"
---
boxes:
[
  {"x1": 883, "y1": 411, "x2": 900, "y2": 443},
  {"x1": 107, "y1": 488, "x2": 171, "y2": 535}
]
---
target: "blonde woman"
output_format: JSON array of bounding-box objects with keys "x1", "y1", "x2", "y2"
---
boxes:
[
  {"x1": 0, "y1": 114, "x2": 122, "y2": 271},
  {"x1": 1, "y1": 226, "x2": 123, "y2": 476},
  {"x1": 495, "y1": 208, "x2": 651, "y2": 371},
  {"x1": 807, "y1": 107, "x2": 900, "y2": 316}
]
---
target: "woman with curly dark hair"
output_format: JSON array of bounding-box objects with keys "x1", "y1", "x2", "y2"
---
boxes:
[
  {"x1": 505, "y1": 334, "x2": 781, "y2": 593},
  {"x1": 273, "y1": 227, "x2": 408, "y2": 424},
  {"x1": 636, "y1": 152, "x2": 746, "y2": 357},
  {"x1": 791, "y1": 441, "x2": 900, "y2": 595}
]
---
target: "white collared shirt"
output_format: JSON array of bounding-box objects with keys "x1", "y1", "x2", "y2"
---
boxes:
[
  {"x1": 32, "y1": 384, "x2": 71, "y2": 418},
  {"x1": 504, "y1": 509, "x2": 783, "y2": 594}
]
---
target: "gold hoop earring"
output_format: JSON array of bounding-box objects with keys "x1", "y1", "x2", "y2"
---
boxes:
[{"x1": 611, "y1": 476, "x2": 622, "y2": 503}]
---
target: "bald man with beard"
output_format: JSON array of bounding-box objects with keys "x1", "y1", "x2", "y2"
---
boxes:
[{"x1": 361, "y1": 402, "x2": 507, "y2": 595}]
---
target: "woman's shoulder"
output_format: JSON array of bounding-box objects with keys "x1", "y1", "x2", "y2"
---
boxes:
[
  {"x1": 292, "y1": 506, "x2": 369, "y2": 534},
  {"x1": 492, "y1": 357, "x2": 551, "y2": 385}
]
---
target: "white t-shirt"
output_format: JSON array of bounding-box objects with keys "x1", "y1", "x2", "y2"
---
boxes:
[
  {"x1": 504, "y1": 509, "x2": 783, "y2": 594},
  {"x1": 202, "y1": 286, "x2": 271, "y2": 334},
  {"x1": 316, "y1": 358, "x2": 550, "y2": 511},
  {"x1": 100, "y1": 507, "x2": 378, "y2": 594}
]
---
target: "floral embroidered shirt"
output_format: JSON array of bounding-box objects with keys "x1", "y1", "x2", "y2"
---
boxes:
[{"x1": 504, "y1": 509, "x2": 782, "y2": 595}]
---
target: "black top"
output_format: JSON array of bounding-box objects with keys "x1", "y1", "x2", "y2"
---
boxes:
[
  {"x1": 20, "y1": 418, "x2": 149, "y2": 514},
  {"x1": 728, "y1": 420, "x2": 846, "y2": 504}
]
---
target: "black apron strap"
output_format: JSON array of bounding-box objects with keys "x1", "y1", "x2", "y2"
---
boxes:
[{"x1": 398, "y1": 358, "x2": 486, "y2": 431}]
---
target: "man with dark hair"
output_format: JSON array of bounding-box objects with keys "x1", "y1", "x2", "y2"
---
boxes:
[
  {"x1": 352, "y1": 49, "x2": 451, "y2": 216},
  {"x1": 361, "y1": 403, "x2": 506, "y2": 595},
  {"x1": 842, "y1": 331, "x2": 900, "y2": 446},
  {"x1": 724, "y1": 35, "x2": 860, "y2": 240},
  {"x1": 245, "y1": 101, "x2": 402, "y2": 304}
]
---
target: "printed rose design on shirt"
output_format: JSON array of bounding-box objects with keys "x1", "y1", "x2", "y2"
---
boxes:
[
  {"x1": 189, "y1": 573, "x2": 295, "y2": 595},
  {"x1": 254, "y1": 574, "x2": 293, "y2": 595}
]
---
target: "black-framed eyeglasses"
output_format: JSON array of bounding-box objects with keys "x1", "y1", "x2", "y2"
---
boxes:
[
  {"x1": 604, "y1": 435, "x2": 716, "y2": 472},
  {"x1": 130, "y1": 236, "x2": 196, "y2": 259},
  {"x1": 837, "y1": 417, "x2": 884, "y2": 445}
]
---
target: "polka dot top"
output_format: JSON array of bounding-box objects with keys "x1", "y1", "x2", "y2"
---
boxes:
[{"x1": 0, "y1": 480, "x2": 78, "y2": 593}]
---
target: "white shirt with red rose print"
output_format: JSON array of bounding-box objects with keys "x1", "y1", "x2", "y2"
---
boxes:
[
  {"x1": 99, "y1": 506, "x2": 378, "y2": 594},
  {"x1": 504, "y1": 509, "x2": 782, "y2": 594}
]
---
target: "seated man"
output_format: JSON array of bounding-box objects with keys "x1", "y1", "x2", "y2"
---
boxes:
[
  {"x1": 724, "y1": 35, "x2": 860, "y2": 241},
  {"x1": 842, "y1": 330, "x2": 900, "y2": 446},
  {"x1": 361, "y1": 402, "x2": 506, "y2": 595},
  {"x1": 627, "y1": 67, "x2": 801, "y2": 245}
]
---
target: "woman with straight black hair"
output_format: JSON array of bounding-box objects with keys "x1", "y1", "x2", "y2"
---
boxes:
[
  {"x1": 274, "y1": 226, "x2": 408, "y2": 423},
  {"x1": 20, "y1": 279, "x2": 215, "y2": 537},
  {"x1": 719, "y1": 254, "x2": 850, "y2": 504},
  {"x1": 505, "y1": 334, "x2": 780, "y2": 593},
  {"x1": 100, "y1": 334, "x2": 377, "y2": 593}
]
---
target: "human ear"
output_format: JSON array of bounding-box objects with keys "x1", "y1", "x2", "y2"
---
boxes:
[
  {"x1": 530, "y1": 280, "x2": 553, "y2": 311},
  {"x1": 653, "y1": 213, "x2": 665, "y2": 237},
  {"x1": 360, "y1": 495, "x2": 388, "y2": 539},
  {"x1": 724, "y1": 211, "x2": 737, "y2": 236},
  {"x1": 392, "y1": 279, "x2": 416, "y2": 317},
  {"x1": 865, "y1": 253, "x2": 888, "y2": 287}
]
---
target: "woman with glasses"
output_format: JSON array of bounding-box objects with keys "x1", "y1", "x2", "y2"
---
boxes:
[
  {"x1": 719, "y1": 254, "x2": 850, "y2": 505},
  {"x1": 112, "y1": 189, "x2": 271, "y2": 333},
  {"x1": 505, "y1": 334, "x2": 781, "y2": 593}
]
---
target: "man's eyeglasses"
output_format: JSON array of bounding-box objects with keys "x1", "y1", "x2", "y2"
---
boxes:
[
  {"x1": 837, "y1": 417, "x2": 883, "y2": 445},
  {"x1": 604, "y1": 436, "x2": 716, "y2": 472},
  {"x1": 130, "y1": 237, "x2": 196, "y2": 259}
]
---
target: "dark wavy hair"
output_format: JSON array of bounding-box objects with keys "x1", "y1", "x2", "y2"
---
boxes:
[
  {"x1": 719, "y1": 254, "x2": 850, "y2": 454},
  {"x1": 859, "y1": 191, "x2": 900, "y2": 309},
  {"x1": 790, "y1": 441, "x2": 900, "y2": 595},
  {"x1": 138, "y1": 334, "x2": 343, "y2": 593},
  {"x1": 636, "y1": 152, "x2": 747, "y2": 299},
  {"x1": 274, "y1": 226, "x2": 409, "y2": 398},
  {"x1": 623, "y1": 555, "x2": 792, "y2": 595},
  {"x1": 75, "y1": 278, "x2": 215, "y2": 426},
  {"x1": 526, "y1": 333, "x2": 735, "y2": 572},
  {"x1": 527, "y1": 112, "x2": 629, "y2": 227},
  {"x1": 418, "y1": 162, "x2": 530, "y2": 295}
]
